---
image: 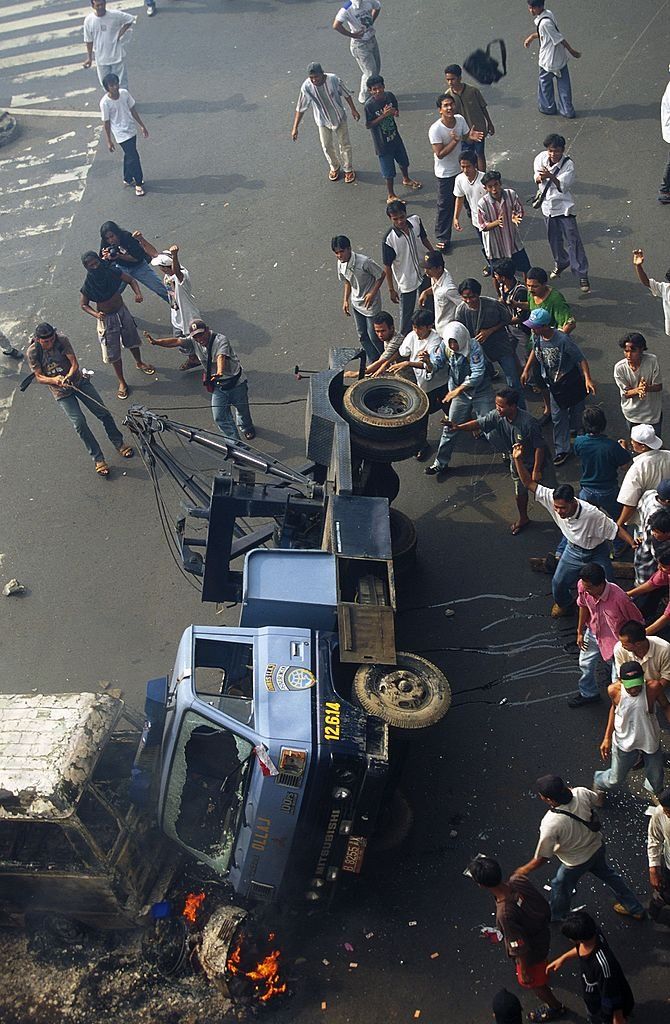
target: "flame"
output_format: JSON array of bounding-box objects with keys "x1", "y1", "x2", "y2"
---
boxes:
[
  {"x1": 182, "y1": 891, "x2": 206, "y2": 924},
  {"x1": 227, "y1": 932, "x2": 287, "y2": 1002}
]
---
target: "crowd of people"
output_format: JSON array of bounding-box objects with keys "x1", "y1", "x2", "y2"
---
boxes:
[{"x1": 2, "y1": 2, "x2": 670, "y2": 1021}]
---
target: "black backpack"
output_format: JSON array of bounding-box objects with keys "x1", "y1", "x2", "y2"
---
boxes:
[{"x1": 463, "y1": 39, "x2": 507, "y2": 85}]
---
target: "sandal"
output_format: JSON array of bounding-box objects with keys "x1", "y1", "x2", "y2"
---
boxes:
[
  {"x1": 243, "y1": 429, "x2": 256, "y2": 441},
  {"x1": 117, "y1": 444, "x2": 134, "y2": 458},
  {"x1": 386, "y1": 194, "x2": 400, "y2": 203},
  {"x1": 135, "y1": 184, "x2": 146, "y2": 197},
  {"x1": 344, "y1": 170, "x2": 356, "y2": 184},
  {"x1": 527, "y1": 1006, "x2": 566, "y2": 1023},
  {"x1": 95, "y1": 460, "x2": 110, "y2": 476},
  {"x1": 402, "y1": 179, "x2": 422, "y2": 190},
  {"x1": 328, "y1": 167, "x2": 341, "y2": 182},
  {"x1": 179, "y1": 356, "x2": 200, "y2": 371},
  {"x1": 117, "y1": 385, "x2": 129, "y2": 400},
  {"x1": 136, "y1": 362, "x2": 155, "y2": 375}
]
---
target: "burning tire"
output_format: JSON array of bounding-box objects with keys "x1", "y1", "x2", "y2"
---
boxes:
[
  {"x1": 353, "y1": 651, "x2": 451, "y2": 729},
  {"x1": 370, "y1": 789, "x2": 414, "y2": 852},
  {"x1": 343, "y1": 377, "x2": 429, "y2": 440}
]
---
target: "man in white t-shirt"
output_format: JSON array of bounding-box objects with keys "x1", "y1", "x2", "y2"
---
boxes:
[
  {"x1": 150, "y1": 247, "x2": 202, "y2": 369},
  {"x1": 83, "y1": 0, "x2": 135, "y2": 90},
  {"x1": 452, "y1": 150, "x2": 487, "y2": 274},
  {"x1": 633, "y1": 249, "x2": 670, "y2": 338},
  {"x1": 523, "y1": 1, "x2": 581, "y2": 119},
  {"x1": 533, "y1": 133, "x2": 589, "y2": 292},
  {"x1": 388, "y1": 308, "x2": 448, "y2": 459},
  {"x1": 100, "y1": 75, "x2": 148, "y2": 197},
  {"x1": 428, "y1": 94, "x2": 483, "y2": 252},
  {"x1": 332, "y1": 0, "x2": 381, "y2": 105},
  {"x1": 418, "y1": 251, "x2": 459, "y2": 340}
]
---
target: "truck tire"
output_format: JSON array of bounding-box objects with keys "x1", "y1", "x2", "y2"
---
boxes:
[
  {"x1": 370, "y1": 789, "x2": 414, "y2": 852},
  {"x1": 351, "y1": 427, "x2": 427, "y2": 465},
  {"x1": 343, "y1": 377, "x2": 429, "y2": 441},
  {"x1": 389, "y1": 508, "x2": 418, "y2": 577},
  {"x1": 353, "y1": 651, "x2": 451, "y2": 729}
]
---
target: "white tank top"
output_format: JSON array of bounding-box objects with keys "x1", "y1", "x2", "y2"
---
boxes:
[{"x1": 614, "y1": 686, "x2": 660, "y2": 754}]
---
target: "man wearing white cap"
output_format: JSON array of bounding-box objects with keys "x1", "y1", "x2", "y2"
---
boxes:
[
  {"x1": 616, "y1": 424, "x2": 670, "y2": 532},
  {"x1": 150, "y1": 245, "x2": 201, "y2": 370}
]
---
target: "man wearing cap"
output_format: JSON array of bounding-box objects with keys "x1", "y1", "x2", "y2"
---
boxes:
[
  {"x1": 594, "y1": 656, "x2": 670, "y2": 800},
  {"x1": 145, "y1": 319, "x2": 255, "y2": 441},
  {"x1": 514, "y1": 775, "x2": 646, "y2": 923},
  {"x1": 291, "y1": 63, "x2": 360, "y2": 184},
  {"x1": 569, "y1": 562, "x2": 644, "y2": 709},
  {"x1": 615, "y1": 425, "x2": 670, "y2": 533},
  {"x1": 512, "y1": 444, "x2": 637, "y2": 616},
  {"x1": 521, "y1": 308, "x2": 594, "y2": 467},
  {"x1": 647, "y1": 787, "x2": 670, "y2": 914},
  {"x1": 149, "y1": 245, "x2": 201, "y2": 370},
  {"x1": 26, "y1": 323, "x2": 133, "y2": 476}
]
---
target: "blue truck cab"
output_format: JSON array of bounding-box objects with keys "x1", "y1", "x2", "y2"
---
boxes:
[{"x1": 150, "y1": 550, "x2": 389, "y2": 905}]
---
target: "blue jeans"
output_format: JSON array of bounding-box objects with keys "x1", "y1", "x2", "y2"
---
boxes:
[
  {"x1": 211, "y1": 379, "x2": 254, "y2": 440},
  {"x1": 594, "y1": 742, "x2": 665, "y2": 796},
  {"x1": 352, "y1": 307, "x2": 383, "y2": 362},
  {"x1": 495, "y1": 350, "x2": 526, "y2": 409},
  {"x1": 538, "y1": 65, "x2": 575, "y2": 118},
  {"x1": 550, "y1": 844, "x2": 645, "y2": 921},
  {"x1": 435, "y1": 389, "x2": 493, "y2": 468},
  {"x1": 551, "y1": 394, "x2": 584, "y2": 456},
  {"x1": 115, "y1": 260, "x2": 169, "y2": 302},
  {"x1": 577, "y1": 629, "x2": 614, "y2": 698},
  {"x1": 57, "y1": 379, "x2": 123, "y2": 461},
  {"x1": 552, "y1": 540, "x2": 612, "y2": 608},
  {"x1": 96, "y1": 61, "x2": 128, "y2": 90}
]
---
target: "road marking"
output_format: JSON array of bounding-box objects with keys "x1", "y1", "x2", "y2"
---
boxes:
[
  {"x1": 0, "y1": 216, "x2": 72, "y2": 243},
  {"x1": 0, "y1": 0, "x2": 140, "y2": 20},
  {"x1": 0, "y1": 26, "x2": 80, "y2": 54},
  {"x1": 6, "y1": 106, "x2": 96, "y2": 118},
  {"x1": 3, "y1": 165, "x2": 95, "y2": 195},
  {"x1": 0, "y1": 43, "x2": 82, "y2": 69}
]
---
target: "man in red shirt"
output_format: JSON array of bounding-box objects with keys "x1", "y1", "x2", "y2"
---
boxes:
[{"x1": 569, "y1": 562, "x2": 644, "y2": 708}]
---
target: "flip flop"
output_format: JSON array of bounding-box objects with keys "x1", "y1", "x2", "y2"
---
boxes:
[
  {"x1": 511, "y1": 520, "x2": 530, "y2": 535},
  {"x1": 95, "y1": 460, "x2": 110, "y2": 476},
  {"x1": 527, "y1": 1005, "x2": 566, "y2": 1023},
  {"x1": 243, "y1": 429, "x2": 256, "y2": 441},
  {"x1": 402, "y1": 179, "x2": 422, "y2": 190},
  {"x1": 328, "y1": 167, "x2": 341, "y2": 182},
  {"x1": 117, "y1": 385, "x2": 129, "y2": 400},
  {"x1": 136, "y1": 363, "x2": 155, "y2": 375},
  {"x1": 344, "y1": 170, "x2": 356, "y2": 184},
  {"x1": 135, "y1": 185, "x2": 146, "y2": 197},
  {"x1": 117, "y1": 444, "x2": 134, "y2": 458}
]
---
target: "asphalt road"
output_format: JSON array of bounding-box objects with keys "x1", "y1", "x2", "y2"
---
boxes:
[{"x1": 2, "y1": 0, "x2": 670, "y2": 1021}]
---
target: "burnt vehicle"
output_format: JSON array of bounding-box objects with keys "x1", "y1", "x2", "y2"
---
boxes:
[{"x1": 0, "y1": 692, "x2": 177, "y2": 934}]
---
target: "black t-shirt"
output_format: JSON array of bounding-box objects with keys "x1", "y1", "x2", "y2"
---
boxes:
[
  {"x1": 364, "y1": 91, "x2": 401, "y2": 156},
  {"x1": 579, "y1": 936, "x2": 634, "y2": 1021},
  {"x1": 98, "y1": 231, "x2": 147, "y2": 265}
]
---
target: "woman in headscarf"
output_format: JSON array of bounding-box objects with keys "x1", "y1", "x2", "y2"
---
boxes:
[
  {"x1": 99, "y1": 220, "x2": 169, "y2": 302},
  {"x1": 421, "y1": 319, "x2": 494, "y2": 476},
  {"x1": 79, "y1": 251, "x2": 154, "y2": 400}
]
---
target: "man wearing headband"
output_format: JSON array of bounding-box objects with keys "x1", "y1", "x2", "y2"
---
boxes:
[{"x1": 594, "y1": 646, "x2": 670, "y2": 800}]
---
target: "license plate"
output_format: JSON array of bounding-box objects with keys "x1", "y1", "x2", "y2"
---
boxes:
[{"x1": 342, "y1": 836, "x2": 367, "y2": 874}]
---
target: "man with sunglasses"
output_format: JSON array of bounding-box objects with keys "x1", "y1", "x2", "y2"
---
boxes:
[{"x1": 26, "y1": 323, "x2": 133, "y2": 477}]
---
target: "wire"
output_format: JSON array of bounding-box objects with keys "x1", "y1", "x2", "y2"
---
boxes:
[{"x1": 147, "y1": 398, "x2": 307, "y2": 412}]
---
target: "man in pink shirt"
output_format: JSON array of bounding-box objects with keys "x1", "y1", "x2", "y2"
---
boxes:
[{"x1": 570, "y1": 562, "x2": 644, "y2": 708}]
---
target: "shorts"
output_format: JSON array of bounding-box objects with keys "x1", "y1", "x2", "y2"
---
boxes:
[
  {"x1": 515, "y1": 959, "x2": 548, "y2": 989},
  {"x1": 98, "y1": 304, "x2": 141, "y2": 363},
  {"x1": 510, "y1": 460, "x2": 532, "y2": 497},
  {"x1": 378, "y1": 140, "x2": 410, "y2": 180}
]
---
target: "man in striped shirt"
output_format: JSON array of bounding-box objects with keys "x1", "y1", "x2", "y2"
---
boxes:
[
  {"x1": 292, "y1": 63, "x2": 360, "y2": 183},
  {"x1": 477, "y1": 172, "x2": 531, "y2": 277}
]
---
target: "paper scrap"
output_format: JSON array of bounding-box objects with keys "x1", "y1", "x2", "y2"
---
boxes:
[
  {"x1": 344, "y1": 942, "x2": 354, "y2": 952},
  {"x1": 349, "y1": 962, "x2": 358, "y2": 969},
  {"x1": 321, "y1": 1001, "x2": 327, "y2": 1011},
  {"x1": 430, "y1": 952, "x2": 440, "y2": 959},
  {"x1": 414, "y1": 1013, "x2": 421, "y2": 1020},
  {"x1": 408, "y1": 920, "x2": 417, "y2": 927},
  {"x1": 322, "y1": 959, "x2": 330, "y2": 966}
]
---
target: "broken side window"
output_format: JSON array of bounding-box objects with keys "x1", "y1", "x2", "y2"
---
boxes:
[{"x1": 193, "y1": 638, "x2": 254, "y2": 726}]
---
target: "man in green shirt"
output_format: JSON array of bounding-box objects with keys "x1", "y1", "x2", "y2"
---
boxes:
[
  {"x1": 525, "y1": 266, "x2": 575, "y2": 332},
  {"x1": 444, "y1": 63, "x2": 495, "y2": 171}
]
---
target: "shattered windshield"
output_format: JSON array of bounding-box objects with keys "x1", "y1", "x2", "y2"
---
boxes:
[{"x1": 162, "y1": 710, "x2": 253, "y2": 875}]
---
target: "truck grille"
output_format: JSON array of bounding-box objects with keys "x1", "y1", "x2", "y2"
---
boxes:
[
  {"x1": 249, "y1": 880, "x2": 276, "y2": 902},
  {"x1": 275, "y1": 771, "x2": 303, "y2": 788}
]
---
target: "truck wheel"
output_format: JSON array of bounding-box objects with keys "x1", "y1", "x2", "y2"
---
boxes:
[
  {"x1": 351, "y1": 427, "x2": 428, "y2": 464},
  {"x1": 353, "y1": 651, "x2": 451, "y2": 729},
  {"x1": 390, "y1": 509, "x2": 418, "y2": 577},
  {"x1": 343, "y1": 377, "x2": 429, "y2": 441},
  {"x1": 370, "y1": 789, "x2": 413, "y2": 852}
]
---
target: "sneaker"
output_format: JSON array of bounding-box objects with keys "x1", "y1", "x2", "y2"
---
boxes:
[
  {"x1": 425, "y1": 463, "x2": 446, "y2": 476},
  {"x1": 567, "y1": 693, "x2": 602, "y2": 708},
  {"x1": 1, "y1": 346, "x2": 22, "y2": 360},
  {"x1": 553, "y1": 451, "x2": 571, "y2": 466},
  {"x1": 579, "y1": 276, "x2": 591, "y2": 293},
  {"x1": 146, "y1": 2, "x2": 156, "y2": 13},
  {"x1": 658, "y1": 193, "x2": 670, "y2": 205},
  {"x1": 550, "y1": 603, "x2": 573, "y2": 618},
  {"x1": 549, "y1": 265, "x2": 564, "y2": 279},
  {"x1": 612, "y1": 903, "x2": 645, "y2": 921}
]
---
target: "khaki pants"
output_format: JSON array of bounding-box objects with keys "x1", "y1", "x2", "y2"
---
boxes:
[{"x1": 317, "y1": 121, "x2": 353, "y2": 173}]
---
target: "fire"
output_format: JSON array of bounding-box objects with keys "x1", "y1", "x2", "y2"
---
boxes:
[
  {"x1": 227, "y1": 932, "x2": 287, "y2": 1003},
  {"x1": 182, "y1": 891, "x2": 206, "y2": 923}
]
